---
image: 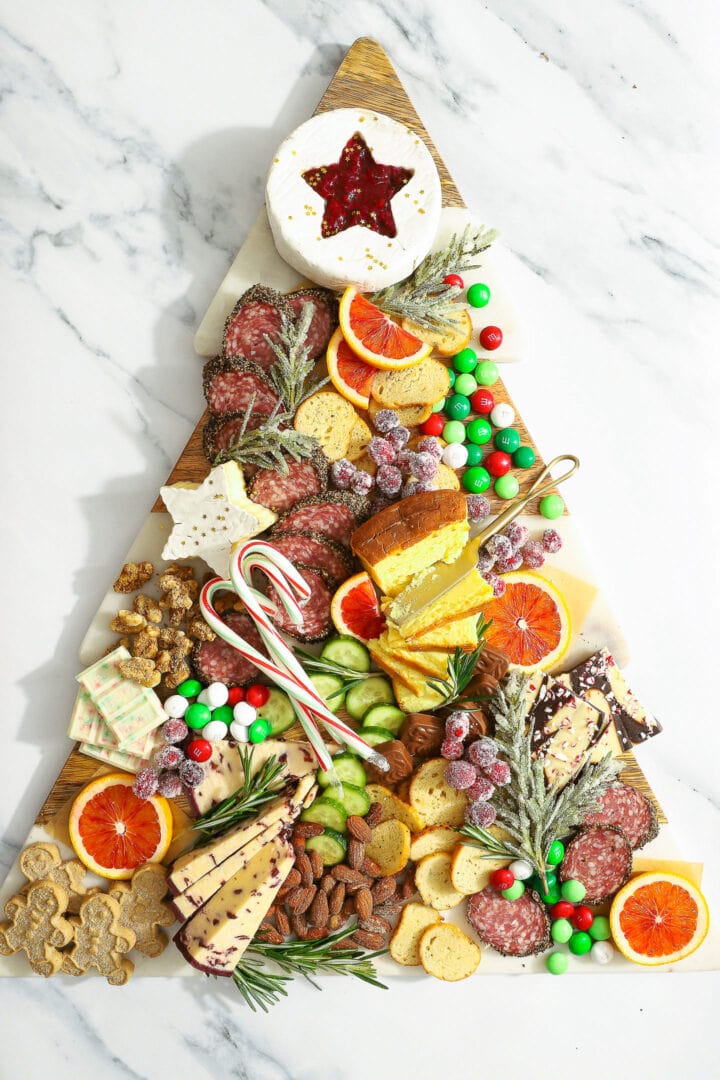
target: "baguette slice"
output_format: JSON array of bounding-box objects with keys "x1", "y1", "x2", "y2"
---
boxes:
[
  {"x1": 389, "y1": 902, "x2": 442, "y2": 967},
  {"x1": 409, "y1": 758, "x2": 468, "y2": 827},
  {"x1": 365, "y1": 783, "x2": 426, "y2": 833},
  {"x1": 371, "y1": 358, "x2": 450, "y2": 408},
  {"x1": 419, "y1": 922, "x2": 481, "y2": 981},
  {"x1": 410, "y1": 827, "x2": 460, "y2": 862},
  {"x1": 368, "y1": 399, "x2": 432, "y2": 427},
  {"x1": 450, "y1": 844, "x2": 510, "y2": 896},
  {"x1": 364, "y1": 819, "x2": 411, "y2": 875},
  {"x1": 346, "y1": 412, "x2": 372, "y2": 461},
  {"x1": 415, "y1": 851, "x2": 465, "y2": 910},
  {"x1": 294, "y1": 391, "x2": 356, "y2": 462}
]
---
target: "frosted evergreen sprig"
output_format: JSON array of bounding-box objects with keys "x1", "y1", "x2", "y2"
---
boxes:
[{"x1": 266, "y1": 304, "x2": 328, "y2": 413}]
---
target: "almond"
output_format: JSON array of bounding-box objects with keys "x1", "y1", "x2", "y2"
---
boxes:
[
  {"x1": 346, "y1": 875, "x2": 372, "y2": 894},
  {"x1": 276, "y1": 908, "x2": 291, "y2": 938},
  {"x1": 401, "y1": 875, "x2": 418, "y2": 899},
  {"x1": 347, "y1": 815, "x2": 373, "y2": 843},
  {"x1": 309, "y1": 850, "x2": 324, "y2": 880},
  {"x1": 359, "y1": 913, "x2": 392, "y2": 935},
  {"x1": 347, "y1": 839, "x2": 366, "y2": 870},
  {"x1": 328, "y1": 914, "x2": 342, "y2": 931},
  {"x1": 320, "y1": 874, "x2": 335, "y2": 895},
  {"x1": 349, "y1": 929, "x2": 386, "y2": 950},
  {"x1": 361, "y1": 856, "x2": 383, "y2": 878},
  {"x1": 256, "y1": 922, "x2": 284, "y2": 945},
  {"x1": 329, "y1": 882, "x2": 346, "y2": 916},
  {"x1": 304, "y1": 927, "x2": 329, "y2": 941},
  {"x1": 308, "y1": 889, "x2": 330, "y2": 928},
  {"x1": 285, "y1": 885, "x2": 316, "y2": 914},
  {"x1": 290, "y1": 912, "x2": 308, "y2": 937},
  {"x1": 373, "y1": 901, "x2": 402, "y2": 921},
  {"x1": 371, "y1": 876, "x2": 397, "y2": 905},
  {"x1": 293, "y1": 821, "x2": 324, "y2": 838},
  {"x1": 366, "y1": 802, "x2": 383, "y2": 827},
  {"x1": 292, "y1": 836, "x2": 306, "y2": 856},
  {"x1": 331, "y1": 866, "x2": 366, "y2": 887},
  {"x1": 284, "y1": 868, "x2": 302, "y2": 888},
  {"x1": 296, "y1": 852, "x2": 313, "y2": 887},
  {"x1": 354, "y1": 887, "x2": 373, "y2": 922}
]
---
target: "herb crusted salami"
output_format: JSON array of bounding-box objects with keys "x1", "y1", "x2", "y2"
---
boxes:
[
  {"x1": 273, "y1": 491, "x2": 369, "y2": 545},
  {"x1": 203, "y1": 355, "x2": 281, "y2": 417},
  {"x1": 222, "y1": 284, "x2": 293, "y2": 372},
  {"x1": 192, "y1": 612, "x2": 269, "y2": 687},
  {"x1": 248, "y1": 448, "x2": 329, "y2": 514},
  {"x1": 203, "y1": 410, "x2": 273, "y2": 462},
  {"x1": 286, "y1": 287, "x2": 338, "y2": 359},
  {"x1": 268, "y1": 530, "x2": 354, "y2": 588},
  {"x1": 582, "y1": 782, "x2": 659, "y2": 851},
  {"x1": 466, "y1": 886, "x2": 551, "y2": 958},
  {"x1": 265, "y1": 562, "x2": 333, "y2": 642},
  {"x1": 559, "y1": 825, "x2": 633, "y2": 904}
]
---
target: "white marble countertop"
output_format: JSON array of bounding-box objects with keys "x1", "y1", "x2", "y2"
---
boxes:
[{"x1": 1, "y1": 1, "x2": 718, "y2": 1076}]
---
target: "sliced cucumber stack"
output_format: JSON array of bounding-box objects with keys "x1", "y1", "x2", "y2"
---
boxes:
[
  {"x1": 256, "y1": 687, "x2": 296, "y2": 736},
  {"x1": 317, "y1": 751, "x2": 367, "y2": 789},
  {"x1": 305, "y1": 829, "x2": 347, "y2": 867},
  {"x1": 331, "y1": 782, "x2": 372, "y2": 817},
  {"x1": 299, "y1": 796, "x2": 348, "y2": 833},
  {"x1": 321, "y1": 636, "x2": 371, "y2": 672},
  {"x1": 344, "y1": 675, "x2": 395, "y2": 721},
  {"x1": 309, "y1": 672, "x2": 345, "y2": 713},
  {"x1": 356, "y1": 725, "x2": 397, "y2": 747},
  {"x1": 361, "y1": 703, "x2": 406, "y2": 735}
]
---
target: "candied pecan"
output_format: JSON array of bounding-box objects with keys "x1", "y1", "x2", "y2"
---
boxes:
[
  {"x1": 118, "y1": 657, "x2": 160, "y2": 688},
  {"x1": 309, "y1": 850, "x2": 324, "y2": 880},
  {"x1": 133, "y1": 594, "x2": 162, "y2": 624},
  {"x1": 361, "y1": 856, "x2": 383, "y2": 878},
  {"x1": 354, "y1": 887, "x2": 373, "y2": 922},
  {"x1": 347, "y1": 816, "x2": 373, "y2": 844},
  {"x1": 347, "y1": 839, "x2": 365, "y2": 870},
  {"x1": 360, "y1": 913, "x2": 391, "y2": 935},
  {"x1": 370, "y1": 877, "x2": 396, "y2": 905},
  {"x1": 328, "y1": 882, "x2": 346, "y2": 916},
  {"x1": 109, "y1": 610, "x2": 147, "y2": 635},
  {"x1": 348, "y1": 929, "x2": 385, "y2": 950},
  {"x1": 165, "y1": 606, "x2": 186, "y2": 628},
  {"x1": 164, "y1": 563, "x2": 196, "y2": 581},
  {"x1": 187, "y1": 615, "x2": 215, "y2": 642},
  {"x1": 154, "y1": 650, "x2": 173, "y2": 674},
  {"x1": 163, "y1": 662, "x2": 191, "y2": 690},
  {"x1": 285, "y1": 886, "x2": 316, "y2": 914},
  {"x1": 113, "y1": 561, "x2": 153, "y2": 594},
  {"x1": 255, "y1": 922, "x2": 283, "y2": 945},
  {"x1": 365, "y1": 802, "x2": 383, "y2": 827},
  {"x1": 293, "y1": 821, "x2": 324, "y2": 839},
  {"x1": 308, "y1": 890, "x2": 329, "y2": 928},
  {"x1": 131, "y1": 627, "x2": 160, "y2": 660},
  {"x1": 295, "y1": 853, "x2": 313, "y2": 888},
  {"x1": 106, "y1": 638, "x2": 130, "y2": 655},
  {"x1": 275, "y1": 908, "x2": 291, "y2": 938},
  {"x1": 331, "y1": 866, "x2": 366, "y2": 887}
]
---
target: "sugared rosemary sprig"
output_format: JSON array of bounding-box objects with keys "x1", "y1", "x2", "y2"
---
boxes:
[
  {"x1": 294, "y1": 647, "x2": 378, "y2": 700},
  {"x1": 266, "y1": 304, "x2": 329, "y2": 413},
  {"x1": 233, "y1": 923, "x2": 388, "y2": 1012},
  {"x1": 215, "y1": 397, "x2": 320, "y2": 475},
  {"x1": 370, "y1": 224, "x2": 498, "y2": 330},
  {"x1": 192, "y1": 746, "x2": 287, "y2": 839},
  {"x1": 425, "y1": 615, "x2": 491, "y2": 707}
]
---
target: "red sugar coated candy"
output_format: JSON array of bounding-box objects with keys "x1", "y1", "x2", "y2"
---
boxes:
[
  {"x1": 387, "y1": 426, "x2": 410, "y2": 451},
  {"x1": 161, "y1": 718, "x2": 188, "y2": 745},
  {"x1": 420, "y1": 414, "x2": 445, "y2": 437},
  {"x1": 246, "y1": 684, "x2": 270, "y2": 708},
  {"x1": 376, "y1": 464, "x2": 403, "y2": 496},
  {"x1": 443, "y1": 273, "x2": 464, "y2": 288},
  {"x1": 504, "y1": 522, "x2": 529, "y2": 550},
  {"x1": 372, "y1": 408, "x2": 399, "y2": 433},
  {"x1": 157, "y1": 772, "x2": 183, "y2": 799},
  {"x1": 479, "y1": 325, "x2": 503, "y2": 351},
  {"x1": 486, "y1": 534, "x2": 513, "y2": 560},
  {"x1": 417, "y1": 436, "x2": 443, "y2": 460},
  {"x1": 133, "y1": 767, "x2": 159, "y2": 800},
  {"x1": 186, "y1": 738, "x2": 212, "y2": 763},
  {"x1": 445, "y1": 760, "x2": 478, "y2": 790},
  {"x1": 440, "y1": 737, "x2": 465, "y2": 761},
  {"x1": 467, "y1": 495, "x2": 491, "y2": 523},
  {"x1": 227, "y1": 686, "x2": 245, "y2": 706},
  {"x1": 367, "y1": 437, "x2": 396, "y2": 467},
  {"x1": 467, "y1": 738, "x2": 498, "y2": 769},
  {"x1": 542, "y1": 528, "x2": 563, "y2": 554},
  {"x1": 467, "y1": 775, "x2": 495, "y2": 802},
  {"x1": 445, "y1": 711, "x2": 471, "y2": 740},
  {"x1": 484, "y1": 451, "x2": 512, "y2": 478},
  {"x1": 470, "y1": 388, "x2": 494, "y2": 415},
  {"x1": 465, "y1": 799, "x2": 497, "y2": 828},
  {"x1": 572, "y1": 905, "x2": 595, "y2": 931},
  {"x1": 550, "y1": 901, "x2": 576, "y2": 921},
  {"x1": 178, "y1": 760, "x2": 205, "y2": 787},
  {"x1": 495, "y1": 551, "x2": 523, "y2": 574},
  {"x1": 330, "y1": 458, "x2": 356, "y2": 489},
  {"x1": 483, "y1": 571, "x2": 506, "y2": 598},
  {"x1": 351, "y1": 471, "x2": 374, "y2": 497},
  {"x1": 413, "y1": 451, "x2": 438, "y2": 482},
  {"x1": 521, "y1": 540, "x2": 545, "y2": 569},
  {"x1": 490, "y1": 867, "x2": 515, "y2": 891},
  {"x1": 485, "y1": 760, "x2": 511, "y2": 785},
  {"x1": 154, "y1": 745, "x2": 184, "y2": 770}
]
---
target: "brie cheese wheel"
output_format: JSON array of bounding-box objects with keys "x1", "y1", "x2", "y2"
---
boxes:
[{"x1": 266, "y1": 108, "x2": 442, "y2": 292}]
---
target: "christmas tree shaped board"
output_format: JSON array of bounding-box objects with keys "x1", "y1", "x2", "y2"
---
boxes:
[{"x1": 2, "y1": 39, "x2": 715, "y2": 986}]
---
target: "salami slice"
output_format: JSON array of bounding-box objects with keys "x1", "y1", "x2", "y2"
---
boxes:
[
  {"x1": 268, "y1": 530, "x2": 353, "y2": 588},
  {"x1": 265, "y1": 562, "x2": 333, "y2": 642},
  {"x1": 222, "y1": 284, "x2": 293, "y2": 371},
  {"x1": 559, "y1": 825, "x2": 633, "y2": 904},
  {"x1": 203, "y1": 410, "x2": 272, "y2": 462},
  {"x1": 286, "y1": 288, "x2": 338, "y2": 359},
  {"x1": 192, "y1": 612, "x2": 269, "y2": 686},
  {"x1": 248, "y1": 449, "x2": 329, "y2": 514},
  {"x1": 582, "y1": 782, "x2": 659, "y2": 850},
  {"x1": 466, "y1": 887, "x2": 551, "y2": 957},
  {"x1": 273, "y1": 491, "x2": 369, "y2": 545},
  {"x1": 203, "y1": 355, "x2": 281, "y2": 416}
]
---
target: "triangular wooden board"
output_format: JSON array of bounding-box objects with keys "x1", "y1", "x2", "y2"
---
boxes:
[{"x1": 22, "y1": 38, "x2": 665, "y2": 851}]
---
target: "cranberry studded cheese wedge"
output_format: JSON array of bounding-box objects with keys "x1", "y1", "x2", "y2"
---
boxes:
[{"x1": 266, "y1": 109, "x2": 442, "y2": 292}]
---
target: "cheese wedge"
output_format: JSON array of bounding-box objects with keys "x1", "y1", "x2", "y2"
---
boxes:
[
  {"x1": 387, "y1": 567, "x2": 492, "y2": 639},
  {"x1": 404, "y1": 615, "x2": 479, "y2": 651},
  {"x1": 189, "y1": 739, "x2": 317, "y2": 815}
]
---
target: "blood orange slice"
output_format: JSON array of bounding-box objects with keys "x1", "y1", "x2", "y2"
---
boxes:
[
  {"x1": 610, "y1": 872, "x2": 709, "y2": 966},
  {"x1": 482, "y1": 571, "x2": 571, "y2": 671},
  {"x1": 331, "y1": 572, "x2": 387, "y2": 642},
  {"x1": 326, "y1": 327, "x2": 376, "y2": 409},
  {"x1": 69, "y1": 772, "x2": 173, "y2": 880},
  {"x1": 339, "y1": 287, "x2": 432, "y2": 370}
]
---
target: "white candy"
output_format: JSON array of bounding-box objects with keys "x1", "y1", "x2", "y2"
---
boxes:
[
  {"x1": 591, "y1": 940, "x2": 614, "y2": 965},
  {"x1": 164, "y1": 694, "x2": 189, "y2": 719},
  {"x1": 230, "y1": 720, "x2": 250, "y2": 743},
  {"x1": 508, "y1": 859, "x2": 533, "y2": 881},
  {"x1": 490, "y1": 403, "x2": 515, "y2": 429},
  {"x1": 196, "y1": 689, "x2": 211, "y2": 706},
  {"x1": 233, "y1": 701, "x2": 257, "y2": 726},
  {"x1": 205, "y1": 682, "x2": 229, "y2": 708},
  {"x1": 441, "y1": 442, "x2": 469, "y2": 469},
  {"x1": 202, "y1": 720, "x2": 230, "y2": 743}
]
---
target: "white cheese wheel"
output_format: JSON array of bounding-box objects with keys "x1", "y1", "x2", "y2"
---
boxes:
[{"x1": 266, "y1": 108, "x2": 441, "y2": 292}]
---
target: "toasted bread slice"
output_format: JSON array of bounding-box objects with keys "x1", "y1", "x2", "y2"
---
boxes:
[
  {"x1": 364, "y1": 819, "x2": 411, "y2": 875},
  {"x1": 401, "y1": 308, "x2": 472, "y2": 358},
  {"x1": 415, "y1": 851, "x2": 465, "y2": 910},
  {"x1": 346, "y1": 412, "x2": 372, "y2": 461},
  {"x1": 389, "y1": 902, "x2": 442, "y2": 967},
  {"x1": 419, "y1": 922, "x2": 481, "y2": 981},
  {"x1": 409, "y1": 758, "x2": 468, "y2": 827},
  {"x1": 294, "y1": 391, "x2": 355, "y2": 462},
  {"x1": 433, "y1": 462, "x2": 460, "y2": 491},
  {"x1": 392, "y1": 678, "x2": 447, "y2": 714},
  {"x1": 365, "y1": 783, "x2": 426, "y2": 833},
  {"x1": 368, "y1": 399, "x2": 432, "y2": 428},
  {"x1": 410, "y1": 827, "x2": 460, "y2": 862},
  {"x1": 404, "y1": 614, "x2": 479, "y2": 651},
  {"x1": 450, "y1": 845, "x2": 510, "y2": 896},
  {"x1": 371, "y1": 358, "x2": 450, "y2": 408}
]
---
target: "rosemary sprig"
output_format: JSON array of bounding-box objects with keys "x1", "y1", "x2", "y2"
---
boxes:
[
  {"x1": 266, "y1": 304, "x2": 329, "y2": 413},
  {"x1": 192, "y1": 746, "x2": 287, "y2": 839},
  {"x1": 295, "y1": 647, "x2": 378, "y2": 699},
  {"x1": 425, "y1": 615, "x2": 491, "y2": 707},
  {"x1": 215, "y1": 397, "x2": 320, "y2": 475},
  {"x1": 233, "y1": 923, "x2": 388, "y2": 1012},
  {"x1": 370, "y1": 224, "x2": 498, "y2": 330}
]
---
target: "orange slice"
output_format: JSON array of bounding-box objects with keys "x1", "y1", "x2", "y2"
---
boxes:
[
  {"x1": 610, "y1": 872, "x2": 709, "y2": 966},
  {"x1": 331, "y1": 571, "x2": 387, "y2": 642},
  {"x1": 326, "y1": 327, "x2": 376, "y2": 409},
  {"x1": 339, "y1": 287, "x2": 432, "y2": 370},
  {"x1": 401, "y1": 308, "x2": 473, "y2": 357},
  {"x1": 482, "y1": 571, "x2": 571, "y2": 671},
  {"x1": 69, "y1": 772, "x2": 173, "y2": 880}
]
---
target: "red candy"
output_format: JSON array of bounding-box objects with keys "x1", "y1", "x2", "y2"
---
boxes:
[
  {"x1": 227, "y1": 686, "x2": 245, "y2": 706},
  {"x1": 420, "y1": 414, "x2": 445, "y2": 437},
  {"x1": 470, "y1": 388, "x2": 494, "y2": 415},
  {"x1": 246, "y1": 684, "x2": 270, "y2": 708},
  {"x1": 572, "y1": 905, "x2": 595, "y2": 931},
  {"x1": 484, "y1": 450, "x2": 512, "y2": 478},
  {"x1": 550, "y1": 901, "x2": 575, "y2": 921},
  {"x1": 490, "y1": 868, "x2": 515, "y2": 891},
  {"x1": 186, "y1": 739, "x2": 212, "y2": 763},
  {"x1": 443, "y1": 274, "x2": 464, "y2": 288},
  {"x1": 479, "y1": 326, "x2": 503, "y2": 351}
]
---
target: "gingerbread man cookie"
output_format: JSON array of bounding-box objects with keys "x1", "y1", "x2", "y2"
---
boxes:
[
  {"x1": 0, "y1": 880, "x2": 74, "y2": 977},
  {"x1": 109, "y1": 863, "x2": 175, "y2": 958},
  {"x1": 19, "y1": 842, "x2": 97, "y2": 914},
  {"x1": 62, "y1": 893, "x2": 136, "y2": 985}
]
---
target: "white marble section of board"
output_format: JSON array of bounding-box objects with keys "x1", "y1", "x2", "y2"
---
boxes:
[{"x1": 194, "y1": 206, "x2": 527, "y2": 364}]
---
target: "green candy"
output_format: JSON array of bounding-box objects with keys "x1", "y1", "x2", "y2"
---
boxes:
[
  {"x1": 561, "y1": 879, "x2": 586, "y2": 903},
  {"x1": 447, "y1": 368, "x2": 456, "y2": 388},
  {"x1": 453, "y1": 348, "x2": 477, "y2": 374},
  {"x1": 494, "y1": 474, "x2": 519, "y2": 500},
  {"x1": 248, "y1": 717, "x2": 272, "y2": 744},
  {"x1": 589, "y1": 916, "x2": 611, "y2": 941},
  {"x1": 467, "y1": 282, "x2": 491, "y2": 308},
  {"x1": 465, "y1": 443, "x2": 483, "y2": 467},
  {"x1": 465, "y1": 417, "x2": 493, "y2": 445},
  {"x1": 444, "y1": 394, "x2": 471, "y2": 421},
  {"x1": 453, "y1": 372, "x2": 478, "y2": 397},
  {"x1": 442, "y1": 420, "x2": 466, "y2": 444},
  {"x1": 551, "y1": 918, "x2": 573, "y2": 944},
  {"x1": 540, "y1": 493, "x2": 565, "y2": 520},
  {"x1": 475, "y1": 360, "x2": 499, "y2": 386},
  {"x1": 177, "y1": 679, "x2": 202, "y2": 698},
  {"x1": 541, "y1": 885, "x2": 561, "y2": 905},
  {"x1": 512, "y1": 445, "x2": 536, "y2": 469},
  {"x1": 211, "y1": 705, "x2": 234, "y2": 727},
  {"x1": 545, "y1": 951, "x2": 569, "y2": 976},
  {"x1": 494, "y1": 427, "x2": 520, "y2": 454},
  {"x1": 544, "y1": 871, "x2": 558, "y2": 889},
  {"x1": 568, "y1": 931, "x2": 593, "y2": 956},
  {"x1": 546, "y1": 840, "x2": 565, "y2": 866},
  {"x1": 185, "y1": 702, "x2": 211, "y2": 730},
  {"x1": 462, "y1": 467, "x2": 491, "y2": 494},
  {"x1": 501, "y1": 880, "x2": 525, "y2": 901},
  {"x1": 432, "y1": 398, "x2": 446, "y2": 413}
]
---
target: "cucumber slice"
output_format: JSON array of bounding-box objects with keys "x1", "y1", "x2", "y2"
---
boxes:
[
  {"x1": 331, "y1": 781, "x2": 372, "y2": 817},
  {"x1": 356, "y1": 725, "x2": 397, "y2": 746},
  {"x1": 321, "y1": 635, "x2": 371, "y2": 672},
  {"x1": 317, "y1": 751, "x2": 367, "y2": 789},
  {"x1": 256, "y1": 687, "x2": 296, "y2": 736},
  {"x1": 299, "y1": 796, "x2": 348, "y2": 833},
  {"x1": 360, "y1": 703, "x2": 406, "y2": 736},
  {"x1": 344, "y1": 675, "x2": 395, "y2": 721},
  {"x1": 305, "y1": 829, "x2": 348, "y2": 867},
  {"x1": 309, "y1": 672, "x2": 345, "y2": 713}
]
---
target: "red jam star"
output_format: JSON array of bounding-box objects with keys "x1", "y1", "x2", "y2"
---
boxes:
[{"x1": 302, "y1": 132, "x2": 413, "y2": 239}]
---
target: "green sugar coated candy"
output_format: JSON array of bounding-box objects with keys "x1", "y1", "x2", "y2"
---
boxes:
[
  {"x1": 546, "y1": 951, "x2": 569, "y2": 975},
  {"x1": 589, "y1": 915, "x2": 611, "y2": 941},
  {"x1": 432, "y1": 398, "x2": 446, "y2": 413},
  {"x1": 447, "y1": 369, "x2": 456, "y2": 388},
  {"x1": 211, "y1": 705, "x2": 234, "y2": 727},
  {"x1": 551, "y1": 918, "x2": 573, "y2": 944},
  {"x1": 466, "y1": 417, "x2": 493, "y2": 445},
  {"x1": 248, "y1": 717, "x2": 272, "y2": 744},
  {"x1": 453, "y1": 348, "x2": 477, "y2": 374},
  {"x1": 561, "y1": 879, "x2": 586, "y2": 903},
  {"x1": 475, "y1": 360, "x2": 499, "y2": 386},
  {"x1": 540, "y1": 494, "x2": 565, "y2": 520},
  {"x1": 513, "y1": 445, "x2": 535, "y2": 469},
  {"x1": 494, "y1": 474, "x2": 519, "y2": 500},
  {"x1": 501, "y1": 880, "x2": 525, "y2": 901},
  {"x1": 442, "y1": 420, "x2": 466, "y2": 444},
  {"x1": 465, "y1": 443, "x2": 483, "y2": 467},
  {"x1": 546, "y1": 840, "x2": 565, "y2": 866},
  {"x1": 462, "y1": 467, "x2": 491, "y2": 494},
  {"x1": 454, "y1": 372, "x2": 478, "y2": 397},
  {"x1": 444, "y1": 394, "x2": 471, "y2": 421},
  {"x1": 185, "y1": 702, "x2": 211, "y2": 730},
  {"x1": 568, "y1": 931, "x2": 593, "y2": 956},
  {"x1": 467, "y1": 282, "x2": 491, "y2": 308},
  {"x1": 494, "y1": 427, "x2": 520, "y2": 454},
  {"x1": 177, "y1": 679, "x2": 202, "y2": 698}
]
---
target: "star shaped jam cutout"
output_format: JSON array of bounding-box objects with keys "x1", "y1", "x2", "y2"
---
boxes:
[{"x1": 302, "y1": 132, "x2": 414, "y2": 239}]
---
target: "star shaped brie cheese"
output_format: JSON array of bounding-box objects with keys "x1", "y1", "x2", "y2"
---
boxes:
[{"x1": 160, "y1": 463, "x2": 277, "y2": 578}]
